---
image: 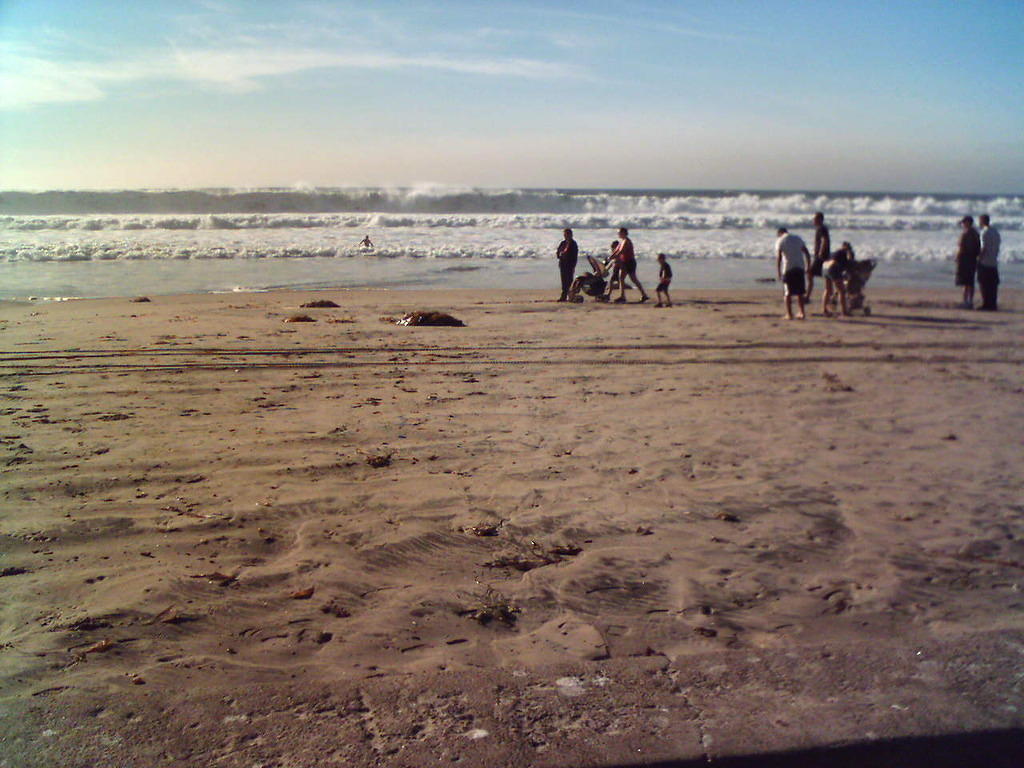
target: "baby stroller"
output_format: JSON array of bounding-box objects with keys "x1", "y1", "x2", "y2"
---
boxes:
[
  {"x1": 843, "y1": 258, "x2": 876, "y2": 315},
  {"x1": 825, "y1": 244, "x2": 876, "y2": 316},
  {"x1": 568, "y1": 255, "x2": 612, "y2": 302}
]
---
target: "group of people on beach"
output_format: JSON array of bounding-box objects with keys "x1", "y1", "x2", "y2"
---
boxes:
[
  {"x1": 775, "y1": 211, "x2": 1003, "y2": 318},
  {"x1": 557, "y1": 209, "x2": 1004, "y2": 319},
  {"x1": 774, "y1": 212, "x2": 857, "y2": 320},
  {"x1": 955, "y1": 214, "x2": 1001, "y2": 311},
  {"x1": 556, "y1": 227, "x2": 673, "y2": 306},
  {"x1": 555, "y1": 215, "x2": 850, "y2": 318}
]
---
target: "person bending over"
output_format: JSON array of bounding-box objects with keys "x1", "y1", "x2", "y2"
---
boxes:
[{"x1": 822, "y1": 242, "x2": 853, "y2": 317}]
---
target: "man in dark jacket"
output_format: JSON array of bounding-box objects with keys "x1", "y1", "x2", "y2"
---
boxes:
[
  {"x1": 955, "y1": 216, "x2": 981, "y2": 309},
  {"x1": 556, "y1": 228, "x2": 578, "y2": 302}
]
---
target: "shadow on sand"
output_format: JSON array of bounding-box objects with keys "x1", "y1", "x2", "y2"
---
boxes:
[
  {"x1": 839, "y1": 311, "x2": 1004, "y2": 331},
  {"x1": 600, "y1": 727, "x2": 1024, "y2": 768}
]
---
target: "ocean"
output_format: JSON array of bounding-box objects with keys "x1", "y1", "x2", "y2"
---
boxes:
[{"x1": 1, "y1": 187, "x2": 1019, "y2": 300}]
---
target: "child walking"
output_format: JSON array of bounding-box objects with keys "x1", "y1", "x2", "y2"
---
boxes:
[{"x1": 655, "y1": 253, "x2": 672, "y2": 307}]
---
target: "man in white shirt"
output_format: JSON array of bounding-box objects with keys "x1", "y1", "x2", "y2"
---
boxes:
[
  {"x1": 776, "y1": 227, "x2": 811, "y2": 320},
  {"x1": 978, "y1": 214, "x2": 1001, "y2": 311}
]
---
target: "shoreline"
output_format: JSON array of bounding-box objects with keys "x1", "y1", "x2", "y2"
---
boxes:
[
  {"x1": 2, "y1": 256, "x2": 1019, "y2": 302},
  {"x1": 2, "y1": 286, "x2": 1022, "y2": 765}
]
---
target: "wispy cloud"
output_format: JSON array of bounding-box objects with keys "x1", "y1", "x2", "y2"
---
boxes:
[
  {"x1": 0, "y1": 43, "x2": 165, "y2": 108},
  {"x1": 171, "y1": 45, "x2": 580, "y2": 90},
  {"x1": 509, "y1": 3, "x2": 747, "y2": 43},
  {"x1": 0, "y1": 41, "x2": 581, "y2": 109}
]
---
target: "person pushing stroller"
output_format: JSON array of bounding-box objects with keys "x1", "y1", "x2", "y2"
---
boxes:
[{"x1": 606, "y1": 228, "x2": 650, "y2": 304}]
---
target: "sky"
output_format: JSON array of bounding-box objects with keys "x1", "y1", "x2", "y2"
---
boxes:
[{"x1": 1, "y1": 0, "x2": 1022, "y2": 192}]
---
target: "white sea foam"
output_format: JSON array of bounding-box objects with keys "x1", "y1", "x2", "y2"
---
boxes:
[{"x1": 0, "y1": 186, "x2": 1019, "y2": 298}]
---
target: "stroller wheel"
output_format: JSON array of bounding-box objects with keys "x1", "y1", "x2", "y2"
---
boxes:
[{"x1": 863, "y1": 305, "x2": 871, "y2": 316}]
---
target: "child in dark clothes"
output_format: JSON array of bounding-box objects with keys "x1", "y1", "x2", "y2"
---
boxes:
[
  {"x1": 607, "y1": 240, "x2": 621, "y2": 291},
  {"x1": 655, "y1": 253, "x2": 672, "y2": 307}
]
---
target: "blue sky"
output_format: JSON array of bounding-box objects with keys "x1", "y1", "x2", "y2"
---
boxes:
[{"x1": 1, "y1": 0, "x2": 1021, "y2": 191}]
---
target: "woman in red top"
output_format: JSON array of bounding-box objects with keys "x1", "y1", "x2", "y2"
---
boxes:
[{"x1": 609, "y1": 227, "x2": 649, "y2": 303}]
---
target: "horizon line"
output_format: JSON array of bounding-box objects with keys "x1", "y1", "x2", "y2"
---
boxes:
[{"x1": 0, "y1": 185, "x2": 1021, "y2": 197}]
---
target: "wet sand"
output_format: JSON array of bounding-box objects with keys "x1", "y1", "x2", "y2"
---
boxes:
[{"x1": 1, "y1": 288, "x2": 1022, "y2": 766}]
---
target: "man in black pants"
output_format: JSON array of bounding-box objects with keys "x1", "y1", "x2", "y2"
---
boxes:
[
  {"x1": 807, "y1": 211, "x2": 830, "y2": 303},
  {"x1": 977, "y1": 214, "x2": 1001, "y2": 310},
  {"x1": 556, "y1": 228, "x2": 578, "y2": 302}
]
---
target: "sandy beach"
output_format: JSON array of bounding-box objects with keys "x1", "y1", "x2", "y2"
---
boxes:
[{"x1": 2, "y1": 287, "x2": 1023, "y2": 766}]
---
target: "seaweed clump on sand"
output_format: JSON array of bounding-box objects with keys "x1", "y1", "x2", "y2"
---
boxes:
[
  {"x1": 395, "y1": 311, "x2": 465, "y2": 327},
  {"x1": 365, "y1": 452, "x2": 393, "y2": 468},
  {"x1": 458, "y1": 586, "x2": 519, "y2": 626}
]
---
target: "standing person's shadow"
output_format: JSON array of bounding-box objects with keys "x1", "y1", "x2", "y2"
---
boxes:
[{"x1": 596, "y1": 727, "x2": 1024, "y2": 768}]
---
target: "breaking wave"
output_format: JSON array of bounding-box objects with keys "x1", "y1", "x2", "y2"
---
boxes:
[
  {"x1": 1, "y1": 186, "x2": 1020, "y2": 221},
  {"x1": 2, "y1": 210, "x2": 1021, "y2": 233},
  {"x1": 1, "y1": 187, "x2": 1019, "y2": 266}
]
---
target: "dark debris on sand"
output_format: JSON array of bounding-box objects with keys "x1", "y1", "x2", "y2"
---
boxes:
[
  {"x1": 458, "y1": 586, "x2": 520, "y2": 626},
  {"x1": 395, "y1": 311, "x2": 465, "y2": 327},
  {"x1": 365, "y1": 453, "x2": 393, "y2": 468}
]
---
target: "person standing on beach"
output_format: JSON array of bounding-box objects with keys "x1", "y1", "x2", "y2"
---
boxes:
[
  {"x1": 609, "y1": 227, "x2": 649, "y2": 304},
  {"x1": 776, "y1": 227, "x2": 811, "y2": 320},
  {"x1": 655, "y1": 253, "x2": 672, "y2": 307},
  {"x1": 955, "y1": 215, "x2": 981, "y2": 309},
  {"x1": 807, "y1": 211, "x2": 830, "y2": 302},
  {"x1": 977, "y1": 214, "x2": 1001, "y2": 311},
  {"x1": 556, "y1": 228, "x2": 578, "y2": 302}
]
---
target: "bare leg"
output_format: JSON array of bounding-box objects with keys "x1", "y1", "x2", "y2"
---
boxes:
[
  {"x1": 605, "y1": 266, "x2": 620, "y2": 299},
  {"x1": 838, "y1": 282, "x2": 849, "y2": 316},
  {"x1": 635, "y1": 278, "x2": 649, "y2": 302},
  {"x1": 796, "y1": 295, "x2": 806, "y2": 320},
  {"x1": 784, "y1": 294, "x2": 794, "y2": 320},
  {"x1": 822, "y1": 279, "x2": 834, "y2": 316},
  {"x1": 627, "y1": 269, "x2": 649, "y2": 302},
  {"x1": 963, "y1": 284, "x2": 975, "y2": 307}
]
